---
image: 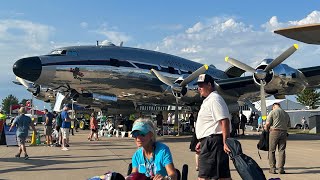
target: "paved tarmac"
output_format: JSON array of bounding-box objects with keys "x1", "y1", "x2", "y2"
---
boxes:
[{"x1": 1, "y1": 128, "x2": 320, "y2": 180}]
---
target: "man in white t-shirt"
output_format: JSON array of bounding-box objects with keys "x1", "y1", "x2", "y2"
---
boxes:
[{"x1": 195, "y1": 74, "x2": 231, "y2": 180}]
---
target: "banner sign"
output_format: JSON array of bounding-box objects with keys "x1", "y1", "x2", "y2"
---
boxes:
[{"x1": 4, "y1": 124, "x2": 17, "y2": 146}]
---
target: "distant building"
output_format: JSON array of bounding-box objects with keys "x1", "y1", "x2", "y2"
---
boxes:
[
  {"x1": 253, "y1": 99, "x2": 306, "y2": 112},
  {"x1": 242, "y1": 99, "x2": 308, "y2": 128}
]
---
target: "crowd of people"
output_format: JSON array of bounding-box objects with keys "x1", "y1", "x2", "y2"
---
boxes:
[{"x1": 4, "y1": 73, "x2": 295, "y2": 179}]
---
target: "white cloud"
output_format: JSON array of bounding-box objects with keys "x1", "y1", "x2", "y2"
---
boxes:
[
  {"x1": 0, "y1": 19, "x2": 55, "y2": 50},
  {"x1": 80, "y1": 22, "x2": 88, "y2": 29},
  {"x1": 262, "y1": 10, "x2": 320, "y2": 32},
  {"x1": 93, "y1": 26, "x2": 132, "y2": 45},
  {"x1": 141, "y1": 12, "x2": 320, "y2": 70},
  {"x1": 186, "y1": 22, "x2": 204, "y2": 33}
]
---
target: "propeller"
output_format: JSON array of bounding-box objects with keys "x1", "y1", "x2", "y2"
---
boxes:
[
  {"x1": 15, "y1": 76, "x2": 40, "y2": 96},
  {"x1": 150, "y1": 64, "x2": 209, "y2": 133},
  {"x1": 16, "y1": 76, "x2": 32, "y2": 89},
  {"x1": 225, "y1": 44, "x2": 298, "y2": 120}
]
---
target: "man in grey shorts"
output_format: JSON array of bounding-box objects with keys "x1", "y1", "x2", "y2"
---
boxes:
[
  {"x1": 44, "y1": 109, "x2": 54, "y2": 146},
  {"x1": 9, "y1": 107, "x2": 37, "y2": 160}
]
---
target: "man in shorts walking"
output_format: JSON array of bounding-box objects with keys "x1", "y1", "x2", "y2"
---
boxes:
[
  {"x1": 9, "y1": 107, "x2": 37, "y2": 159},
  {"x1": 60, "y1": 104, "x2": 73, "y2": 151},
  {"x1": 195, "y1": 74, "x2": 231, "y2": 180},
  {"x1": 44, "y1": 109, "x2": 54, "y2": 146}
]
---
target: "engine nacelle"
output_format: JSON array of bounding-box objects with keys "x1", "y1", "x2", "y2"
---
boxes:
[{"x1": 254, "y1": 59, "x2": 305, "y2": 95}]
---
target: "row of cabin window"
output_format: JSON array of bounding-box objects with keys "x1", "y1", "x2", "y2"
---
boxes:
[{"x1": 110, "y1": 58, "x2": 192, "y2": 75}]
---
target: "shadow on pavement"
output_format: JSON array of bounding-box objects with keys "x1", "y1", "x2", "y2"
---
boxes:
[{"x1": 0, "y1": 156, "x2": 131, "y2": 174}]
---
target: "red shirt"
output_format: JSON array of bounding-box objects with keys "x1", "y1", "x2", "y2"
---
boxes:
[{"x1": 90, "y1": 116, "x2": 98, "y2": 129}]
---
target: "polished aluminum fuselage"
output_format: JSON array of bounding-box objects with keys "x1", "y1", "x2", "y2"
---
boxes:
[{"x1": 35, "y1": 45, "x2": 229, "y2": 107}]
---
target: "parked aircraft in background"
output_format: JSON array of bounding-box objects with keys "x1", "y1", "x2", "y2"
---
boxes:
[{"x1": 12, "y1": 25, "x2": 320, "y2": 117}]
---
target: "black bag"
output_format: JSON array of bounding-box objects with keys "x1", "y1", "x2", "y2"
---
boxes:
[
  {"x1": 226, "y1": 138, "x2": 266, "y2": 180},
  {"x1": 257, "y1": 130, "x2": 269, "y2": 159}
]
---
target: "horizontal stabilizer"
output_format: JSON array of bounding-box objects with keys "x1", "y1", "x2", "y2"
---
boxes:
[{"x1": 274, "y1": 24, "x2": 320, "y2": 44}]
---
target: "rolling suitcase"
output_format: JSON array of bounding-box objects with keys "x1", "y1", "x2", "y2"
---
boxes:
[{"x1": 226, "y1": 138, "x2": 266, "y2": 180}]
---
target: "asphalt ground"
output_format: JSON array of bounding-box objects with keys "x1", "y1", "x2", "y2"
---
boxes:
[{"x1": 1, "y1": 126, "x2": 320, "y2": 180}]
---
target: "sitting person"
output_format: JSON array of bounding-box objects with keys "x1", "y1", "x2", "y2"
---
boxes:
[
  {"x1": 104, "y1": 119, "x2": 114, "y2": 135},
  {"x1": 130, "y1": 118, "x2": 177, "y2": 180}
]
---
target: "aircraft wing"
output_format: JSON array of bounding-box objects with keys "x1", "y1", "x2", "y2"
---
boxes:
[
  {"x1": 274, "y1": 24, "x2": 320, "y2": 44},
  {"x1": 298, "y1": 65, "x2": 320, "y2": 88},
  {"x1": 215, "y1": 76, "x2": 259, "y2": 101}
]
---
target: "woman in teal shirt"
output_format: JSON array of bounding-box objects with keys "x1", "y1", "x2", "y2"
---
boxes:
[{"x1": 131, "y1": 119, "x2": 177, "y2": 180}]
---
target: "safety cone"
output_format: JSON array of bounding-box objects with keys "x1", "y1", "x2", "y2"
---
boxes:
[{"x1": 30, "y1": 131, "x2": 36, "y2": 146}]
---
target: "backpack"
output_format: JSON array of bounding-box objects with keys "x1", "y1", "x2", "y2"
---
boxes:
[
  {"x1": 257, "y1": 130, "x2": 269, "y2": 159},
  {"x1": 55, "y1": 113, "x2": 63, "y2": 127}
]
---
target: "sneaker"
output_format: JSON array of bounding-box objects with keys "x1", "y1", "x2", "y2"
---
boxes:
[
  {"x1": 61, "y1": 147, "x2": 69, "y2": 151},
  {"x1": 66, "y1": 144, "x2": 70, "y2": 147},
  {"x1": 55, "y1": 144, "x2": 61, "y2": 147},
  {"x1": 24, "y1": 154, "x2": 29, "y2": 160},
  {"x1": 269, "y1": 168, "x2": 277, "y2": 174},
  {"x1": 278, "y1": 168, "x2": 285, "y2": 174},
  {"x1": 15, "y1": 154, "x2": 20, "y2": 158}
]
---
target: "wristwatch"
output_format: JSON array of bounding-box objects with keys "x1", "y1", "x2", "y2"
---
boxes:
[{"x1": 165, "y1": 176, "x2": 172, "y2": 180}]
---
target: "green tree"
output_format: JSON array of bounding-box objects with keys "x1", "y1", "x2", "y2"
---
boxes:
[
  {"x1": 1, "y1": 94, "x2": 19, "y2": 114},
  {"x1": 296, "y1": 89, "x2": 320, "y2": 109},
  {"x1": 20, "y1": 99, "x2": 29, "y2": 106}
]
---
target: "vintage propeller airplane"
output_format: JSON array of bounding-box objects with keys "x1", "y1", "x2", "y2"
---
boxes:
[{"x1": 12, "y1": 25, "x2": 320, "y2": 120}]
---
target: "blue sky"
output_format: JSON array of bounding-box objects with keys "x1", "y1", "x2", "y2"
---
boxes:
[{"x1": 1, "y1": 0, "x2": 320, "y2": 110}]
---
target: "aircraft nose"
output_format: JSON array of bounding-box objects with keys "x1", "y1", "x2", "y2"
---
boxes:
[{"x1": 13, "y1": 56, "x2": 42, "y2": 82}]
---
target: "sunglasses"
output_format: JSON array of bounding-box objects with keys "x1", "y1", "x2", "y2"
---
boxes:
[{"x1": 132, "y1": 131, "x2": 147, "y2": 138}]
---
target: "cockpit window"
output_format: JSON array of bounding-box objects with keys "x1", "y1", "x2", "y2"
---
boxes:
[
  {"x1": 66, "y1": 50, "x2": 78, "y2": 56},
  {"x1": 48, "y1": 49, "x2": 77, "y2": 56},
  {"x1": 50, "y1": 49, "x2": 66, "y2": 55}
]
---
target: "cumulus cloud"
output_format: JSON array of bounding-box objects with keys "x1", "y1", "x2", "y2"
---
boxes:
[
  {"x1": 0, "y1": 19, "x2": 55, "y2": 50},
  {"x1": 93, "y1": 24, "x2": 132, "y2": 45},
  {"x1": 262, "y1": 10, "x2": 320, "y2": 32},
  {"x1": 141, "y1": 12, "x2": 320, "y2": 70},
  {"x1": 0, "y1": 19, "x2": 56, "y2": 104},
  {"x1": 80, "y1": 22, "x2": 88, "y2": 29}
]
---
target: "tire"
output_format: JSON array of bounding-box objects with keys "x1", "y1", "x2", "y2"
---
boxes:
[
  {"x1": 295, "y1": 124, "x2": 302, "y2": 129},
  {"x1": 79, "y1": 120, "x2": 86, "y2": 130}
]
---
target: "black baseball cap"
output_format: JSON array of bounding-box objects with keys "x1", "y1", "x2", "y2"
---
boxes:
[{"x1": 197, "y1": 74, "x2": 215, "y2": 84}]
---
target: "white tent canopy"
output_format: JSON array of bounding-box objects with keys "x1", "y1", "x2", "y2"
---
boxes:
[{"x1": 253, "y1": 99, "x2": 306, "y2": 112}]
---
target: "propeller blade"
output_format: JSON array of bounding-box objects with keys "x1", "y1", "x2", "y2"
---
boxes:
[
  {"x1": 16, "y1": 76, "x2": 31, "y2": 89},
  {"x1": 264, "y1": 44, "x2": 298, "y2": 72},
  {"x1": 179, "y1": 64, "x2": 209, "y2": 87},
  {"x1": 260, "y1": 80, "x2": 267, "y2": 120},
  {"x1": 225, "y1": 56, "x2": 256, "y2": 73},
  {"x1": 150, "y1": 69, "x2": 174, "y2": 87}
]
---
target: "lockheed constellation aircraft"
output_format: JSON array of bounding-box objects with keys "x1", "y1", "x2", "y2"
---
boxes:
[{"x1": 12, "y1": 25, "x2": 320, "y2": 118}]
